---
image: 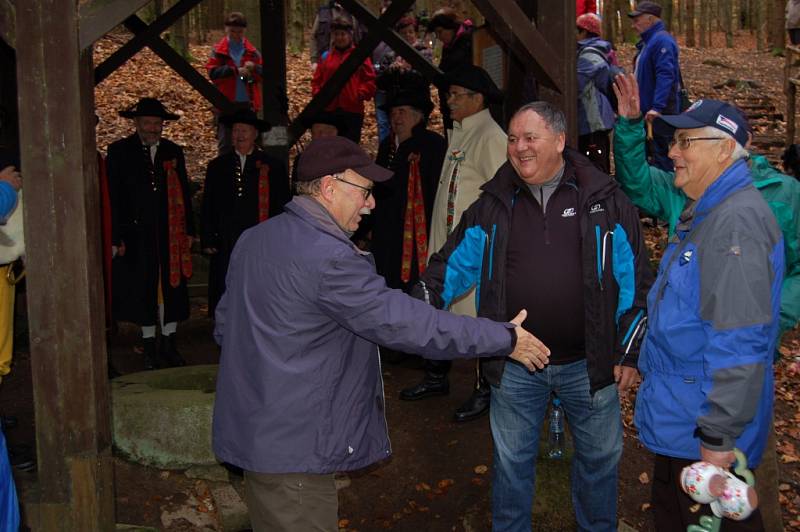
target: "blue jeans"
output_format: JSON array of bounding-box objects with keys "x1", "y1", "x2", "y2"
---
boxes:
[{"x1": 490, "y1": 359, "x2": 621, "y2": 532}]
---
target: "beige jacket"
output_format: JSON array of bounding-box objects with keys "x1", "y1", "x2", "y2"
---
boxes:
[{"x1": 428, "y1": 108, "x2": 506, "y2": 317}]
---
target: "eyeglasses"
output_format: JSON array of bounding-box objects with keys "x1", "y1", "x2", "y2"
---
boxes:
[
  {"x1": 446, "y1": 90, "x2": 476, "y2": 100},
  {"x1": 668, "y1": 136, "x2": 725, "y2": 151},
  {"x1": 333, "y1": 174, "x2": 373, "y2": 200}
]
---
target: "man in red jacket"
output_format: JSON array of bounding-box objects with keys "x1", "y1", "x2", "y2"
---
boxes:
[
  {"x1": 311, "y1": 17, "x2": 376, "y2": 144},
  {"x1": 206, "y1": 12, "x2": 264, "y2": 154}
]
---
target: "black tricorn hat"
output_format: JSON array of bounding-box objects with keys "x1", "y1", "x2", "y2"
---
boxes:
[
  {"x1": 445, "y1": 65, "x2": 504, "y2": 105},
  {"x1": 379, "y1": 89, "x2": 434, "y2": 116},
  {"x1": 219, "y1": 109, "x2": 271, "y2": 132},
  {"x1": 119, "y1": 97, "x2": 180, "y2": 120}
]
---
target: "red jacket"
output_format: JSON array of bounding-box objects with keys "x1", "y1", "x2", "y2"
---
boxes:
[
  {"x1": 311, "y1": 46, "x2": 376, "y2": 114},
  {"x1": 576, "y1": 0, "x2": 597, "y2": 15},
  {"x1": 206, "y1": 36, "x2": 263, "y2": 111}
]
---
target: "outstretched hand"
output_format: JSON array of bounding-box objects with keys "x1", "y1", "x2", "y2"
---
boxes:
[
  {"x1": 613, "y1": 73, "x2": 642, "y2": 120},
  {"x1": 508, "y1": 309, "x2": 550, "y2": 372}
]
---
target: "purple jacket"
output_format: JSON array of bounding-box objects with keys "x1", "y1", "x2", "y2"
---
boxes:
[{"x1": 212, "y1": 197, "x2": 515, "y2": 474}]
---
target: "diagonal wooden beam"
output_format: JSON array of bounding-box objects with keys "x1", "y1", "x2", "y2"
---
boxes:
[
  {"x1": 122, "y1": 15, "x2": 236, "y2": 114},
  {"x1": 0, "y1": 0, "x2": 15, "y2": 48},
  {"x1": 288, "y1": 0, "x2": 414, "y2": 143},
  {"x1": 338, "y1": 0, "x2": 444, "y2": 87},
  {"x1": 471, "y1": 0, "x2": 561, "y2": 92},
  {"x1": 94, "y1": 0, "x2": 203, "y2": 85},
  {"x1": 79, "y1": 0, "x2": 151, "y2": 50}
]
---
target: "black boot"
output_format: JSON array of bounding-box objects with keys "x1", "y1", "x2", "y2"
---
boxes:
[
  {"x1": 399, "y1": 372, "x2": 449, "y2": 401},
  {"x1": 142, "y1": 337, "x2": 157, "y2": 370},
  {"x1": 453, "y1": 378, "x2": 491, "y2": 423},
  {"x1": 160, "y1": 334, "x2": 186, "y2": 367}
]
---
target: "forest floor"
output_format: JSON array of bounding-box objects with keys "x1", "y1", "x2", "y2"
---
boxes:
[{"x1": 1, "y1": 28, "x2": 799, "y2": 531}]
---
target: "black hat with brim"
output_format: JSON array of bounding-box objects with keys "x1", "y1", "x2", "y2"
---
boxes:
[
  {"x1": 119, "y1": 97, "x2": 180, "y2": 120},
  {"x1": 426, "y1": 13, "x2": 460, "y2": 32},
  {"x1": 445, "y1": 65, "x2": 504, "y2": 105},
  {"x1": 379, "y1": 89, "x2": 434, "y2": 116},
  {"x1": 296, "y1": 136, "x2": 393, "y2": 183},
  {"x1": 304, "y1": 110, "x2": 348, "y2": 136},
  {"x1": 220, "y1": 109, "x2": 271, "y2": 132}
]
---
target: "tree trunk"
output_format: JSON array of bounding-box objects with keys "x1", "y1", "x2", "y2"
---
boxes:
[
  {"x1": 602, "y1": 0, "x2": 616, "y2": 44},
  {"x1": 769, "y1": 0, "x2": 786, "y2": 50},
  {"x1": 723, "y1": 0, "x2": 734, "y2": 47},
  {"x1": 618, "y1": 0, "x2": 636, "y2": 43},
  {"x1": 663, "y1": 0, "x2": 674, "y2": 32},
  {"x1": 756, "y1": 0, "x2": 766, "y2": 50},
  {"x1": 287, "y1": 0, "x2": 305, "y2": 53},
  {"x1": 676, "y1": 0, "x2": 684, "y2": 34},
  {"x1": 699, "y1": 0, "x2": 708, "y2": 47},
  {"x1": 686, "y1": 0, "x2": 696, "y2": 47}
]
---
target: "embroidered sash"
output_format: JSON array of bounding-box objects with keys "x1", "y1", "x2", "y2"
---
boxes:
[
  {"x1": 164, "y1": 159, "x2": 192, "y2": 287},
  {"x1": 400, "y1": 153, "x2": 428, "y2": 283}
]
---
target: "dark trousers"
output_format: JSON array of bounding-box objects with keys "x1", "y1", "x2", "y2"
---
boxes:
[
  {"x1": 425, "y1": 358, "x2": 489, "y2": 391},
  {"x1": 651, "y1": 454, "x2": 764, "y2": 532},
  {"x1": 339, "y1": 112, "x2": 364, "y2": 145},
  {"x1": 790, "y1": 29, "x2": 800, "y2": 45},
  {"x1": 578, "y1": 130, "x2": 611, "y2": 174}
]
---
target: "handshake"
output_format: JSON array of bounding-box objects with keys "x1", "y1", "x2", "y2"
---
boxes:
[
  {"x1": 508, "y1": 309, "x2": 551, "y2": 372},
  {"x1": 680, "y1": 457, "x2": 758, "y2": 522}
]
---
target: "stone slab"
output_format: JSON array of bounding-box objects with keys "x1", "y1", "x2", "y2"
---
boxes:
[{"x1": 111, "y1": 365, "x2": 219, "y2": 469}]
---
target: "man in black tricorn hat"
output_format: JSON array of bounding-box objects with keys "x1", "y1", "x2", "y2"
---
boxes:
[
  {"x1": 200, "y1": 109, "x2": 290, "y2": 317},
  {"x1": 107, "y1": 97, "x2": 195, "y2": 370},
  {"x1": 399, "y1": 65, "x2": 508, "y2": 423}
]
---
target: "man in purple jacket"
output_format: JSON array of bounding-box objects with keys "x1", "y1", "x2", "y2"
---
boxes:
[{"x1": 212, "y1": 136, "x2": 550, "y2": 531}]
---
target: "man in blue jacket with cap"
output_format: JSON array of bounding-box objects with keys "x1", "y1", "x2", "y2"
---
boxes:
[{"x1": 635, "y1": 100, "x2": 784, "y2": 531}]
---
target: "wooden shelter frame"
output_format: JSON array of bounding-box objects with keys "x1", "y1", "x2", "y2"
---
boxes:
[{"x1": 0, "y1": 0, "x2": 574, "y2": 528}]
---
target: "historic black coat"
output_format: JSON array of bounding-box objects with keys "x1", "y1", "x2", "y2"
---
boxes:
[
  {"x1": 107, "y1": 133, "x2": 195, "y2": 326},
  {"x1": 370, "y1": 125, "x2": 446, "y2": 290},
  {"x1": 200, "y1": 149, "x2": 289, "y2": 314}
]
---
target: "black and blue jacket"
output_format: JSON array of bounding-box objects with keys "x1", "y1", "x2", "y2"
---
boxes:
[{"x1": 412, "y1": 148, "x2": 653, "y2": 393}]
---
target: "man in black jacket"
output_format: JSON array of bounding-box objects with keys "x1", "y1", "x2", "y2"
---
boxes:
[
  {"x1": 107, "y1": 98, "x2": 195, "y2": 370},
  {"x1": 411, "y1": 101, "x2": 652, "y2": 531}
]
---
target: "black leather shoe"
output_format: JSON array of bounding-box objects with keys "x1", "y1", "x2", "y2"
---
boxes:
[
  {"x1": 453, "y1": 388, "x2": 491, "y2": 423},
  {"x1": 160, "y1": 334, "x2": 186, "y2": 367},
  {"x1": 399, "y1": 375, "x2": 449, "y2": 401},
  {"x1": 142, "y1": 337, "x2": 157, "y2": 370}
]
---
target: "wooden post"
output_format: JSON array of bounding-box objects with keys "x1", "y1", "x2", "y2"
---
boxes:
[
  {"x1": 15, "y1": 1, "x2": 114, "y2": 529},
  {"x1": 537, "y1": 0, "x2": 577, "y2": 146},
  {"x1": 260, "y1": 0, "x2": 291, "y2": 169}
]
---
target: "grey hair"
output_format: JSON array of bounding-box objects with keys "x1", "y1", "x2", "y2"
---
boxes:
[
  {"x1": 696, "y1": 126, "x2": 749, "y2": 162},
  {"x1": 510, "y1": 101, "x2": 566, "y2": 135},
  {"x1": 295, "y1": 176, "x2": 323, "y2": 197}
]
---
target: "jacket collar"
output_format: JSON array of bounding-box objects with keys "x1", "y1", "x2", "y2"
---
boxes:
[
  {"x1": 213, "y1": 36, "x2": 257, "y2": 56},
  {"x1": 452, "y1": 108, "x2": 495, "y2": 133},
  {"x1": 640, "y1": 20, "x2": 666, "y2": 43},
  {"x1": 285, "y1": 196, "x2": 367, "y2": 255},
  {"x1": 689, "y1": 159, "x2": 752, "y2": 226},
  {"x1": 481, "y1": 147, "x2": 617, "y2": 209}
]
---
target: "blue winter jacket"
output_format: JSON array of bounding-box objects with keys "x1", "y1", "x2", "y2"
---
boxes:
[
  {"x1": 577, "y1": 37, "x2": 616, "y2": 135},
  {"x1": 634, "y1": 160, "x2": 784, "y2": 467},
  {"x1": 212, "y1": 197, "x2": 516, "y2": 473},
  {"x1": 634, "y1": 21, "x2": 681, "y2": 115}
]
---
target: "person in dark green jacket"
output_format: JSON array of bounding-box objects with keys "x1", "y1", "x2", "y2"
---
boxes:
[{"x1": 613, "y1": 73, "x2": 800, "y2": 338}]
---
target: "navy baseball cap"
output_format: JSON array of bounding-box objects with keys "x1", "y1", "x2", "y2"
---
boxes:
[
  {"x1": 297, "y1": 136, "x2": 394, "y2": 183},
  {"x1": 655, "y1": 99, "x2": 750, "y2": 147}
]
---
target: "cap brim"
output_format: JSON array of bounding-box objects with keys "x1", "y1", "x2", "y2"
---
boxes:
[
  {"x1": 354, "y1": 162, "x2": 394, "y2": 183},
  {"x1": 654, "y1": 114, "x2": 707, "y2": 137},
  {"x1": 119, "y1": 111, "x2": 180, "y2": 120}
]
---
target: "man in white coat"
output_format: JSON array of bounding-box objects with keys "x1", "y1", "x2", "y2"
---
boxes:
[{"x1": 400, "y1": 65, "x2": 508, "y2": 422}]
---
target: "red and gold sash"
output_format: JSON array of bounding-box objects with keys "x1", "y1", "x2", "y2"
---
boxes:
[
  {"x1": 400, "y1": 153, "x2": 428, "y2": 283},
  {"x1": 164, "y1": 159, "x2": 192, "y2": 287},
  {"x1": 256, "y1": 159, "x2": 270, "y2": 222}
]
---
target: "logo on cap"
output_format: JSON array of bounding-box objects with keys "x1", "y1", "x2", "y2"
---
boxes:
[
  {"x1": 687, "y1": 100, "x2": 703, "y2": 112},
  {"x1": 715, "y1": 114, "x2": 739, "y2": 134}
]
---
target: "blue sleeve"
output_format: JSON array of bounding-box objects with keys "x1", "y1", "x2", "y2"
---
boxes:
[
  {"x1": 650, "y1": 37, "x2": 679, "y2": 113},
  {"x1": 0, "y1": 182, "x2": 18, "y2": 222}
]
